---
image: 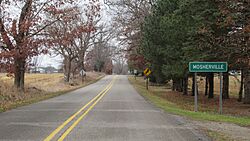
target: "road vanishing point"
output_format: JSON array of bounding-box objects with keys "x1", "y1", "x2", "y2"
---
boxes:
[{"x1": 0, "y1": 76, "x2": 210, "y2": 141}]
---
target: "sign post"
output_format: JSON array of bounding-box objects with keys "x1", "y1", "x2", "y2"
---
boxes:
[
  {"x1": 189, "y1": 62, "x2": 228, "y2": 113},
  {"x1": 219, "y1": 72, "x2": 223, "y2": 114},
  {"x1": 144, "y1": 68, "x2": 152, "y2": 90},
  {"x1": 146, "y1": 77, "x2": 149, "y2": 90},
  {"x1": 194, "y1": 72, "x2": 198, "y2": 112}
]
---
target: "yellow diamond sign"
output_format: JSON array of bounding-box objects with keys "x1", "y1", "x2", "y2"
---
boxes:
[{"x1": 144, "y1": 68, "x2": 151, "y2": 76}]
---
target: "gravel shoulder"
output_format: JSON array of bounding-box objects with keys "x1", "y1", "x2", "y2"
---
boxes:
[{"x1": 189, "y1": 120, "x2": 250, "y2": 141}]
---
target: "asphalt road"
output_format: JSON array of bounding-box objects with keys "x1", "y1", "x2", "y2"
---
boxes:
[{"x1": 0, "y1": 75, "x2": 210, "y2": 141}]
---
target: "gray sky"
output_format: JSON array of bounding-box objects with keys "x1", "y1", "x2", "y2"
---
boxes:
[{"x1": 39, "y1": 55, "x2": 62, "y2": 69}]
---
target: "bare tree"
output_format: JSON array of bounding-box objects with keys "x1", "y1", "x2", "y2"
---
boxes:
[
  {"x1": 113, "y1": 53, "x2": 127, "y2": 74},
  {"x1": 46, "y1": 7, "x2": 80, "y2": 82},
  {"x1": 46, "y1": 2, "x2": 100, "y2": 83},
  {"x1": 103, "y1": 0, "x2": 154, "y2": 71},
  {"x1": 71, "y1": 19, "x2": 100, "y2": 82},
  {"x1": 85, "y1": 24, "x2": 116, "y2": 74}
]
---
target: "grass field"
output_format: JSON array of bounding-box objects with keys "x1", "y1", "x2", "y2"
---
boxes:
[
  {"x1": 128, "y1": 76, "x2": 250, "y2": 126},
  {"x1": 0, "y1": 72, "x2": 104, "y2": 112}
]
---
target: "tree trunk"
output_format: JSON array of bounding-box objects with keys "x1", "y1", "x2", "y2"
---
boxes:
[
  {"x1": 173, "y1": 79, "x2": 183, "y2": 92},
  {"x1": 172, "y1": 79, "x2": 176, "y2": 91},
  {"x1": 192, "y1": 73, "x2": 195, "y2": 96},
  {"x1": 79, "y1": 52, "x2": 85, "y2": 83},
  {"x1": 243, "y1": 68, "x2": 250, "y2": 104},
  {"x1": 176, "y1": 80, "x2": 181, "y2": 92},
  {"x1": 180, "y1": 79, "x2": 184, "y2": 92},
  {"x1": 14, "y1": 59, "x2": 25, "y2": 91},
  {"x1": 65, "y1": 59, "x2": 72, "y2": 83},
  {"x1": 81, "y1": 63, "x2": 85, "y2": 83},
  {"x1": 208, "y1": 72, "x2": 214, "y2": 99},
  {"x1": 20, "y1": 60, "x2": 25, "y2": 91},
  {"x1": 14, "y1": 60, "x2": 21, "y2": 88},
  {"x1": 183, "y1": 73, "x2": 188, "y2": 95},
  {"x1": 223, "y1": 72, "x2": 230, "y2": 99},
  {"x1": 238, "y1": 69, "x2": 244, "y2": 102},
  {"x1": 176, "y1": 79, "x2": 183, "y2": 92},
  {"x1": 205, "y1": 74, "x2": 209, "y2": 96}
]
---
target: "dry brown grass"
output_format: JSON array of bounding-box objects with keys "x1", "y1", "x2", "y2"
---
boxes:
[
  {"x1": 0, "y1": 72, "x2": 104, "y2": 111},
  {"x1": 196, "y1": 75, "x2": 241, "y2": 97}
]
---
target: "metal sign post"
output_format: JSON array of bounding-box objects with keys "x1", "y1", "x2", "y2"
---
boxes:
[
  {"x1": 194, "y1": 72, "x2": 198, "y2": 112},
  {"x1": 144, "y1": 68, "x2": 152, "y2": 90},
  {"x1": 219, "y1": 72, "x2": 223, "y2": 114},
  {"x1": 189, "y1": 62, "x2": 228, "y2": 114},
  {"x1": 146, "y1": 77, "x2": 149, "y2": 90}
]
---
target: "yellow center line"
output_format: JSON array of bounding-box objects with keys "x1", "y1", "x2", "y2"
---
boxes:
[
  {"x1": 57, "y1": 80, "x2": 115, "y2": 141},
  {"x1": 44, "y1": 76, "x2": 116, "y2": 141}
]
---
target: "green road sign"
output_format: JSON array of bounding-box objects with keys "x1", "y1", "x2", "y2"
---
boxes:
[{"x1": 189, "y1": 62, "x2": 228, "y2": 72}]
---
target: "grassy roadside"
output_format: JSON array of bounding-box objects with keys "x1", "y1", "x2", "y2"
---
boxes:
[
  {"x1": 207, "y1": 130, "x2": 233, "y2": 141},
  {"x1": 0, "y1": 75, "x2": 105, "y2": 113},
  {"x1": 128, "y1": 76, "x2": 250, "y2": 127}
]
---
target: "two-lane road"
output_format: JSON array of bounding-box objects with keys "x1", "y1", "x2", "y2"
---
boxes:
[{"x1": 0, "y1": 76, "x2": 210, "y2": 141}]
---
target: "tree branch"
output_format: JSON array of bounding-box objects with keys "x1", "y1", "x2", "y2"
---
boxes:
[
  {"x1": 0, "y1": 18, "x2": 14, "y2": 49},
  {"x1": 28, "y1": 19, "x2": 59, "y2": 38}
]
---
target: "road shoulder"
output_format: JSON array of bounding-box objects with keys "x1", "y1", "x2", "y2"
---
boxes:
[{"x1": 128, "y1": 76, "x2": 250, "y2": 141}]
